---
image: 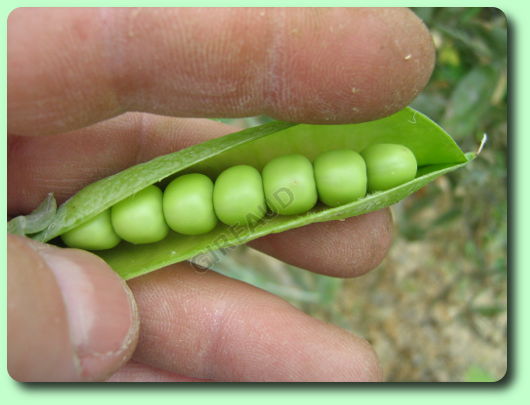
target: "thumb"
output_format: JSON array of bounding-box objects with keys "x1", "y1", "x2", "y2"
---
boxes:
[{"x1": 7, "y1": 234, "x2": 139, "y2": 382}]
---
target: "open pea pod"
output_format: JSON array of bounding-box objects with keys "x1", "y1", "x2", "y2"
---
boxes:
[{"x1": 10, "y1": 107, "x2": 474, "y2": 280}]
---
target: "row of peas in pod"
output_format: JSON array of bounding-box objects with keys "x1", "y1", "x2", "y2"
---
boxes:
[{"x1": 61, "y1": 143, "x2": 417, "y2": 250}]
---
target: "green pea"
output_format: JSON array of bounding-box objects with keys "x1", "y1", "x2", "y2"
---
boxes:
[
  {"x1": 61, "y1": 209, "x2": 121, "y2": 250},
  {"x1": 111, "y1": 185, "x2": 168, "y2": 244},
  {"x1": 213, "y1": 165, "x2": 266, "y2": 226},
  {"x1": 313, "y1": 149, "x2": 367, "y2": 207},
  {"x1": 262, "y1": 154, "x2": 317, "y2": 215},
  {"x1": 362, "y1": 143, "x2": 417, "y2": 192},
  {"x1": 163, "y1": 173, "x2": 218, "y2": 235}
]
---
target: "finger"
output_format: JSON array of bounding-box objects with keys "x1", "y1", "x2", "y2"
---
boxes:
[
  {"x1": 9, "y1": 113, "x2": 392, "y2": 277},
  {"x1": 249, "y1": 208, "x2": 393, "y2": 278},
  {"x1": 107, "y1": 361, "x2": 211, "y2": 382},
  {"x1": 127, "y1": 265, "x2": 382, "y2": 382},
  {"x1": 8, "y1": 7, "x2": 435, "y2": 136},
  {"x1": 7, "y1": 234, "x2": 139, "y2": 381}
]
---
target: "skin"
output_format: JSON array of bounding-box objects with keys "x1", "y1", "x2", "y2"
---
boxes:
[
  {"x1": 8, "y1": 8, "x2": 435, "y2": 382},
  {"x1": 111, "y1": 185, "x2": 168, "y2": 244},
  {"x1": 314, "y1": 149, "x2": 367, "y2": 207},
  {"x1": 362, "y1": 144, "x2": 418, "y2": 192},
  {"x1": 213, "y1": 165, "x2": 266, "y2": 226},
  {"x1": 262, "y1": 154, "x2": 318, "y2": 215}
]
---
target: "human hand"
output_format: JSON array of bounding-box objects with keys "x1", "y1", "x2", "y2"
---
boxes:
[{"x1": 8, "y1": 7, "x2": 435, "y2": 382}]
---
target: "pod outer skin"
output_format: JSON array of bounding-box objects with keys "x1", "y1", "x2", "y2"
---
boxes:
[
  {"x1": 362, "y1": 144, "x2": 418, "y2": 192},
  {"x1": 213, "y1": 165, "x2": 266, "y2": 226},
  {"x1": 262, "y1": 154, "x2": 318, "y2": 216},
  {"x1": 163, "y1": 173, "x2": 218, "y2": 235},
  {"x1": 61, "y1": 209, "x2": 121, "y2": 250},
  {"x1": 313, "y1": 149, "x2": 367, "y2": 207},
  {"x1": 111, "y1": 185, "x2": 169, "y2": 244}
]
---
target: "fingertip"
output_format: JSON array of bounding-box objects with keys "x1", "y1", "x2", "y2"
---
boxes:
[
  {"x1": 250, "y1": 208, "x2": 394, "y2": 278},
  {"x1": 262, "y1": 8, "x2": 436, "y2": 123},
  {"x1": 129, "y1": 265, "x2": 382, "y2": 381},
  {"x1": 36, "y1": 242, "x2": 140, "y2": 381},
  {"x1": 7, "y1": 235, "x2": 139, "y2": 381},
  {"x1": 343, "y1": 331, "x2": 384, "y2": 382}
]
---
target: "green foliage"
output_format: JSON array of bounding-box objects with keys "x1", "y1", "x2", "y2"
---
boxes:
[
  {"x1": 404, "y1": 10, "x2": 507, "y2": 381},
  {"x1": 408, "y1": 7, "x2": 507, "y2": 246},
  {"x1": 464, "y1": 365, "x2": 497, "y2": 382}
]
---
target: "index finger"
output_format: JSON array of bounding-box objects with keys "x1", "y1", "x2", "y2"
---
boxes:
[{"x1": 8, "y1": 7, "x2": 434, "y2": 136}]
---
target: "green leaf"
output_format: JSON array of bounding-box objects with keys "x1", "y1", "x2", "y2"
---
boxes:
[
  {"x1": 23, "y1": 107, "x2": 472, "y2": 280},
  {"x1": 442, "y1": 66, "x2": 498, "y2": 139},
  {"x1": 431, "y1": 208, "x2": 462, "y2": 227},
  {"x1": 437, "y1": 24, "x2": 493, "y2": 62},
  {"x1": 464, "y1": 365, "x2": 497, "y2": 382},
  {"x1": 7, "y1": 193, "x2": 57, "y2": 236},
  {"x1": 472, "y1": 305, "x2": 506, "y2": 317}
]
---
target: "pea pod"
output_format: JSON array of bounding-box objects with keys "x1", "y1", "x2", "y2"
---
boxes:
[{"x1": 9, "y1": 107, "x2": 475, "y2": 280}]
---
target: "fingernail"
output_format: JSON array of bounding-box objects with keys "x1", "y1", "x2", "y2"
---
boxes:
[{"x1": 35, "y1": 244, "x2": 139, "y2": 379}]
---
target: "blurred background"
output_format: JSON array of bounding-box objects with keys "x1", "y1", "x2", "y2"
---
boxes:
[{"x1": 213, "y1": 7, "x2": 508, "y2": 382}]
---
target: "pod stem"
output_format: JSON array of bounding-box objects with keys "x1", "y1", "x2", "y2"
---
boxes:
[
  {"x1": 477, "y1": 133, "x2": 488, "y2": 155},
  {"x1": 7, "y1": 193, "x2": 57, "y2": 236}
]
